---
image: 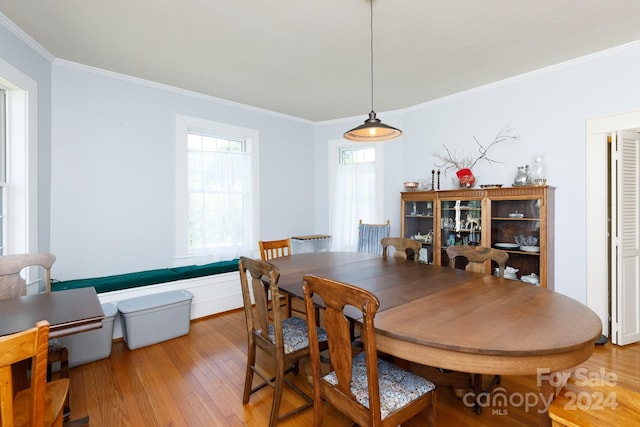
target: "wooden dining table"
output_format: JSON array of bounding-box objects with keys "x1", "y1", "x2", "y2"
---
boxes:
[
  {"x1": 268, "y1": 251, "x2": 602, "y2": 426},
  {"x1": 1, "y1": 287, "x2": 105, "y2": 425},
  {"x1": 0, "y1": 287, "x2": 105, "y2": 338}
]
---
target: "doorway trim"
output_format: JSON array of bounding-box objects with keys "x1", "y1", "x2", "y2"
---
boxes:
[{"x1": 586, "y1": 110, "x2": 640, "y2": 339}]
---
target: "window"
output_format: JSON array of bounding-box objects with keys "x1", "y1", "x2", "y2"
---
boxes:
[
  {"x1": 175, "y1": 115, "x2": 259, "y2": 264},
  {"x1": 0, "y1": 57, "x2": 38, "y2": 257},
  {"x1": 328, "y1": 142, "x2": 384, "y2": 251},
  {"x1": 0, "y1": 88, "x2": 5, "y2": 254},
  {"x1": 340, "y1": 146, "x2": 375, "y2": 165}
]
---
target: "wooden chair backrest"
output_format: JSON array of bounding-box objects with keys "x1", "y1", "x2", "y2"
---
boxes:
[
  {"x1": 303, "y1": 274, "x2": 383, "y2": 425},
  {"x1": 0, "y1": 253, "x2": 56, "y2": 300},
  {"x1": 357, "y1": 219, "x2": 390, "y2": 255},
  {"x1": 258, "y1": 238, "x2": 292, "y2": 261},
  {"x1": 446, "y1": 246, "x2": 508, "y2": 277},
  {"x1": 381, "y1": 237, "x2": 422, "y2": 262},
  {"x1": 238, "y1": 257, "x2": 284, "y2": 349},
  {"x1": 0, "y1": 320, "x2": 50, "y2": 427}
]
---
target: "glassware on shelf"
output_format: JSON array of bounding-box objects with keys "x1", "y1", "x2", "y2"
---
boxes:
[{"x1": 532, "y1": 155, "x2": 547, "y2": 185}]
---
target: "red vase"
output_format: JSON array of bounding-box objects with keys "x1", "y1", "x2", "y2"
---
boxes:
[{"x1": 456, "y1": 168, "x2": 476, "y2": 187}]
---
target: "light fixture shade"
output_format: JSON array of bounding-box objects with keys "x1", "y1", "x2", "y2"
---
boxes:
[{"x1": 344, "y1": 111, "x2": 402, "y2": 142}]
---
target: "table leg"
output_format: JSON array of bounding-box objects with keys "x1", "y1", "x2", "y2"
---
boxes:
[
  {"x1": 537, "y1": 370, "x2": 570, "y2": 427},
  {"x1": 537, "y1": 377, "x2": 554, "y2": 427}
]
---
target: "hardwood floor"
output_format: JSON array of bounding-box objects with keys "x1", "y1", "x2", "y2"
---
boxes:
[{"x1": 67, "y1": 309, "x2": 640, "y2": 426}]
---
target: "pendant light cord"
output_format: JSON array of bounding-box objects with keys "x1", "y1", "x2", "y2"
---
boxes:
[
  {"x1": 370, "y1": 0, "x2": 374, "y2": 112},
  {"x1": 343, "y1": 0, "x2": 402, "y2": 141}
]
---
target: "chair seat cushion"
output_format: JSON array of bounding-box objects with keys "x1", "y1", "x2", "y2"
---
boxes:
[
  {"x1": 323, "y1": 352, "x2": 436, "y2": 419},
  {"x1": 263, "y1": 316, "x2": 328, "y2": 354},
  {"x1": 48, "y1": 338, "x2": 66, "y2": 352},
  {"x1": 51, "y1": 259, "x2": 239, "y2": 293}
]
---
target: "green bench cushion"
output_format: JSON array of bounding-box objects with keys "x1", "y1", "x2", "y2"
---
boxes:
[{"x1": 51, "y1": 259, "x2": 240, "y2": 294}]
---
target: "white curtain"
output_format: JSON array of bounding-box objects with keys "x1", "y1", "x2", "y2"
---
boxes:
[
  {"x1": 330, "y1": 162, "x2": 377, "y2": 251},
  {"x1": 188, "y1": 150, "x2": 253, "y2": 263}
]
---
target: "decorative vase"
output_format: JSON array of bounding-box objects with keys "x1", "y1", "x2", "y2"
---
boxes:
[
  {"x1": 513, "y1": 165, "x2": 531, "y2": 186},
  {"x1": 532, "y1": 156, "x2": 546, "y2": 185},
  {"x1": 456, "y1": 168, "x2": 476, "y2": 188}
]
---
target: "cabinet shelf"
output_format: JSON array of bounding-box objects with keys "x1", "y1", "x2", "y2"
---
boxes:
[
  {"x1": 494, "y1": 249, "x2": 540, "y2": 256},
  {"x1": 492, "y1": 217, "x2": 540, "y2": 221}
]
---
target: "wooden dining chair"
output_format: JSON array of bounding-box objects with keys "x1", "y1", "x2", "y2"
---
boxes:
[
  {"x1": 357, "y1": 220, "x2": 390, "y2": 255},
  {"x1": 0, "y1": 320, "x2": 70, "y2": 427},
  {"x1": 445, "y1": 245, "x2": 508, "y2": 414},
  {"x1": 259, "y1": 238, "x2": 292, "y2": 261},
  {"x1": 0, "y1": 253, "x2": 70, "y2": 419},
  {"x1": 446, "y1": 245, "x2": 509, "y2": 277},
  {"x1": 238, "y1": 257, "x2": 328, "y2": 427},
  {"x1": 303, "y1": 274, "x2": 437, "y2": 427},
  {"x1": 381, "y1": 237, "x2": 422, "y2": 262},
  {"x1": 258, "y1": 238, "x2": 293, "y2": 317}
]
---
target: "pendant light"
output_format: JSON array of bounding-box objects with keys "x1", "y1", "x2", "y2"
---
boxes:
[{"x1": 344, "y1": 0, "x2": 402, "y2": 142}]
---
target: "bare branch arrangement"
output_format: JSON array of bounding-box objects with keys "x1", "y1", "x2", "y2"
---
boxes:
[{"x1": 432, "y1": 125, "x2": 519, "y2": 174}]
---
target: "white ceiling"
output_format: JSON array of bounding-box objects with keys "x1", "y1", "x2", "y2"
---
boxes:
[{"x1": 2, "y1": 0, "x2": 640, "y2": 122}]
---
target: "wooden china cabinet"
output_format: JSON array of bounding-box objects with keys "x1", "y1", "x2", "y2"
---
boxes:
[{"x1": 400, "y1": 186, "x2": 555, "y2": 289}]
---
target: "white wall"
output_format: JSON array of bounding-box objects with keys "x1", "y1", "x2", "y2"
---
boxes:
[
  {"x1": 4, "y1": 13, "x2": 640, "y2": 305},
  {"x1": 49, "y1": 63, "x2": 317, "y2": 280},
  {"x1": 316, "y1": 41, "x2": 640, "y2": 304}
]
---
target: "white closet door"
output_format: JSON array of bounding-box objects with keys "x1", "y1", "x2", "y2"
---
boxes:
[{"x1": 611, "y1": 130, "x2": 640, "y2": 345}]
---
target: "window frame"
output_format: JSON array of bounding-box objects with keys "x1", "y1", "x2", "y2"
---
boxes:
[
  {"x1": 175, "y1": 114, "x2": 259, "y2": 265},
  {"x1": 328, "y1": 139, "x2": 384, "y2": 250},
  {"x1": 0, "y1": 57, "x2": 38, "y2": 256}
]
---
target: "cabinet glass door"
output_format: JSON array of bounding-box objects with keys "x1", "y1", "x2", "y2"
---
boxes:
[
  {"x1": 490, "y1": 199, "x2": 541, "y2": 283},
  {"x1": 403, "y1": 199, "x2": 434, "y2": 263},
  {"x1": 440, "y1": 199, "x2": 482, "y2": 266}
]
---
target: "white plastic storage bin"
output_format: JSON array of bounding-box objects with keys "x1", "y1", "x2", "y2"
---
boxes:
[
  {"x1": 117, "y1": 290, "x2": 193, "y2": 350},
  {"x1": 59, "y1": 303, "x2": 118, "y2": 367}
]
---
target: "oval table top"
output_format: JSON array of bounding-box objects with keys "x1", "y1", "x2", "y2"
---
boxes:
[{"x1": 269, "y1": 251, "x2": 602, "y2": 375}]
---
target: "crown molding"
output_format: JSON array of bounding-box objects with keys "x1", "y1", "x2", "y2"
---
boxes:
[
  {"x1": 0, "y1": 12, "x2": 54, "y2": 62},
  {"x1": 403, "y1": 39, "x2": 640, "y2": 114},
  {"x1": 52, "y1": 58, "x2": 312, "y2": 125}
]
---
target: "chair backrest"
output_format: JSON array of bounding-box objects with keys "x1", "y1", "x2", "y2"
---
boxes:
[
  {"x1": 357, "y1": 220, "x2": 390, "y2": 255},
  {"x1": 303, "y1": 274, "x2": 383, "y2": 424},
  {"x1": 238, "y1": 256, "x2": 285, "y2": 349},
  {"x1": 0, "y1": 253, "x2": 56, "y2": 299},
  {"x1": 258, "y1": 238, "x2": 292, "y2": 261},
  {"x1": 446, "y1": 246, "x2": 508, "y2": 277},
  {"x1": 381, "y1": 237, "x2": 422, "y2": 262},
  {"x1": 0, "y1": 320, "x2": 50, "y2": 427}
]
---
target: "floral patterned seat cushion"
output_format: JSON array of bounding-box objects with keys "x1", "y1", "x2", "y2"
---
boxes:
[
  {"x1": 259, "y1": 316, "x2": 328, "y2": 354},
  {"x1": 48, "y1": 338, "x2": 66, "y2": 352},
  {"x1": 322, "y1": 352, "x2": 436, "y2": 419}
]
